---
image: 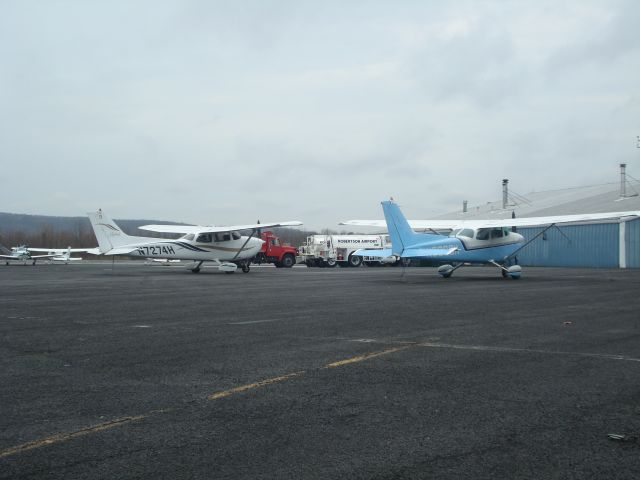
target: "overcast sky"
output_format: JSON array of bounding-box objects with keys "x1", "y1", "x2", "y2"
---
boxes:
[{"x1": 1, "y1": 1, "x2": 639, "y2": 229}]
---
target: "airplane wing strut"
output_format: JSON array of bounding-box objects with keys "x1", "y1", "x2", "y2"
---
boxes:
[
  {"x1": 503, "y1": 223, "x2": 566, "y2": 260},
  {"x1": 232, "y1": 228, "x2": 258, "y2": 261}
]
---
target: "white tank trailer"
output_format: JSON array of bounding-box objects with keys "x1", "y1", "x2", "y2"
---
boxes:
[{"x1": 297, "y1": 234, "x2": 399, "y2": 267}]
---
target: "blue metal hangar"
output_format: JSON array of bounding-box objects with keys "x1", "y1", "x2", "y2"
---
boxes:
[{"x1": 437, "y1": 166, "x2": 640, "y2": 269}]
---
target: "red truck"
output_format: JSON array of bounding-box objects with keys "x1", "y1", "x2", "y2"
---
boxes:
[{"x1": 252, "y1": 231, "x2": 297, "y2": 268}]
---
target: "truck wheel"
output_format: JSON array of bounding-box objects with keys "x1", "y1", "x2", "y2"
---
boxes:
[
  {"x1": 305, "y1": 260, "x2": 314, "y2": 267},
  {"x1": 281, "y1": 254, "x2": 295, "y2": 268},
  {"x1": 326, "y1": 258, "x2": 337, "y2": 268},
  {"x1": 348, "y1": 254, "x2": 362, "y2": 267},
  {"x1": 274, "y1": 261, "x2": 282, "y2": 268}
]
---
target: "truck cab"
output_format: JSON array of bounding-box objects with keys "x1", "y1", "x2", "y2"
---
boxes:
[{"x1": 253, "y1": 231, "x2": 297, "y2": 268}]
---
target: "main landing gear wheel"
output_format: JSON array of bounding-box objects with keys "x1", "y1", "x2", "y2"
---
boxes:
[
  {"x1": 191, "y1": 261, "x2": 204, "y2": 273},
  {"x1": 348, "y1": 254, "x2": 362, "y2": 268},
  {"x1": 241, "y1": 263, "x2": 250, "y2": 273}
]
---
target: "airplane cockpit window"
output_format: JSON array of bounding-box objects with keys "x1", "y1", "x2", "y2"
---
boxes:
[
  {"x1": 502, "y1": 227, "x2": 510, "y2": 236},
  {"x1": 222, "y1": 233, "x2": 231, "y2": 241},
  {"x1": 458, "y1": 229, "x2": 474, "y2": 238},
  {"x1": 490, "y1": 228, "x2": 504, "y2": 239},
  {"x1": 196, "y1": 233, "x2": 212, "y2": 243},
  {"x1": 449, "y1": 229, "x2": 461, "y2": 238},
  {"x1": 476, "y1": 229, "x2": 490, "y2": 240},
  {"x1": 232, "y1": 231, "x2": 241, "y2": 240},
  {"x1": 182, "y1": 234, "x2": 195, "y2": 241}
]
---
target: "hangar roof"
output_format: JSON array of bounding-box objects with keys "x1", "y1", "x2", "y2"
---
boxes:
[{"x1": 436, "y1": 180, "x2": 640, "y2": 221}]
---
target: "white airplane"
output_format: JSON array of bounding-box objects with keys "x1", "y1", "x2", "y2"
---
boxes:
[
  {"x1": 344, "y1": 200, "x2": 640, "y2": 279},
  {"x1": 28, "y1": 247, "x2": 100, "y2": 264},
  {"x1": 1, "y1": 245, "x2": 58, "y2": 265},
  {"x1": 87, "y1": 209, "x2": 302, "y2": 273}
]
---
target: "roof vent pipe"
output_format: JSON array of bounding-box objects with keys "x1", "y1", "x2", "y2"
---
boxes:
[
  {"x1": 502, "y1": 179, "x2": 509, "y2": 209},
  {"x1": 620, "y1": 163, "x2": 627, "y2": 198}
]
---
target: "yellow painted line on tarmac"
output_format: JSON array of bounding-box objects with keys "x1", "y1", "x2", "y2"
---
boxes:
[
  {"x1": 208, "y1": 371, "x2": 306, "y2": 400},
  {"x1": 1, "y1": 345, "x2": 415, "y2": 459},
  {"x1": 0, "y1": 408, "x2": 174, "y2": 459},
  {"x1": 324, "y1": 345, "x2": 414, "y2": 368}
]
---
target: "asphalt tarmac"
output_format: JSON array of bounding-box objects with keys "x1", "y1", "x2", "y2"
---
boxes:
[{"x1": 1, "y1": 262, "x2": 639, "y2": 479}]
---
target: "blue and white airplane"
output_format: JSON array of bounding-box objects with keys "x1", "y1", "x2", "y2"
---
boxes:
[{"x1": 347, "y1": 200, "x2": 640, "y2": 279}]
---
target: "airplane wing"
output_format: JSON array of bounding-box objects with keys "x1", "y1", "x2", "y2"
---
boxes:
[
  {"x1": 138, "y1": 221, "x2": 303, "y2": 234},
  {"x1": 343, "y1": 211, "x2": 640, "y2": 230},
  {"x1": 0, "y1": 254, "x2": 19, "y2": 259},
  {"x1": 342, "y1": 219, "x2": 461, "y2": 230}
]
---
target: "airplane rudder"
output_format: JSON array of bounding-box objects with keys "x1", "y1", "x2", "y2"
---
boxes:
[
  {"x1": 383, "y1": 201, "x2": 418, "y2": 243},
  {"x1": 381, "y1": 200, "x2": 406, "y2": 253},
  {"x1": 87, "y1": 209, "x2": 129, "y2": 251}
]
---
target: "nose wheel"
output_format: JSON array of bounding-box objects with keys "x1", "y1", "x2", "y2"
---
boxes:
[{"x1": 241, "y1": 262, "x2": 250, "y2": 273}]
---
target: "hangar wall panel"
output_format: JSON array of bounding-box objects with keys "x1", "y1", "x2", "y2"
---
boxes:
[
  {"x1": 516, "y1": 223, "x2": 619, "y2": 268},
  {"x1": 626, "y1": 218, "x2": 640, "y2": 268}
]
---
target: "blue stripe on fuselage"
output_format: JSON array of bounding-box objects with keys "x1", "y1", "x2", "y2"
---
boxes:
[{"x1": 407, "y1": 236, "x2": 521, "y2": 263}]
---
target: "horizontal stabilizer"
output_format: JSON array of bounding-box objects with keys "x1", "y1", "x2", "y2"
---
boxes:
[
  {"x1": 104, "y1": 247, "x2": 139, "y2": 255},
  {"x1": 353, "y1": 248, "x2": 393, "y2": 258},
  {"x1": 402, "y1": 247, "x2": 458, "y2": 258}
]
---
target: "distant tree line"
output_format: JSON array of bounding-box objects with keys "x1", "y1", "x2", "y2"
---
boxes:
[{"x1": 0, "y1": 212, "x2": 359, "y2": 250}]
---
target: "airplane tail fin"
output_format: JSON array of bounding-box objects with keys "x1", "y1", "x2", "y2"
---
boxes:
[
  {"x1": 87, "y1": 209, "x2": 135, "y2": 253},
  {"x1": 381, "y1": 200, "x2": 440, "y2": 255}
]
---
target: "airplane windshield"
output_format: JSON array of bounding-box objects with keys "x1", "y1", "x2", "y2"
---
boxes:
[{"x1": 181, "y1": 234, "x2": 195, "y2": 241}]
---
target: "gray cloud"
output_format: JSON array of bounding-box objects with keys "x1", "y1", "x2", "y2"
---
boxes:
[{"x1": 1, "y1": 1, "x2": 638, "y2": 229}]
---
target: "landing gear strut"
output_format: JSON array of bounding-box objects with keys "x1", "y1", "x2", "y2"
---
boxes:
[
  {"x1": 490, "y1": 260, "x2": 522, "y2": 279},
  {"x1": 437, "y1": 263, "x2": 464, "y2": 278},
  {"x1": 191, "y1": 261, "x2": 203, "y2": 273}
]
